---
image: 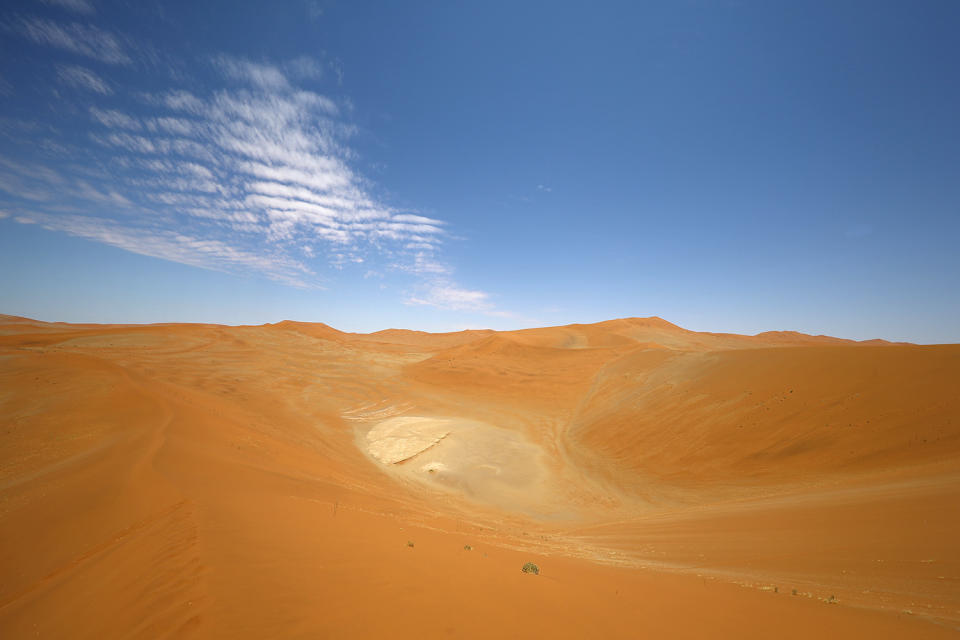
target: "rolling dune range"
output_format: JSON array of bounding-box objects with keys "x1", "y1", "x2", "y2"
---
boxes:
[{"x1": 1, "y1": 314, "x2": 958, "y2": 638}]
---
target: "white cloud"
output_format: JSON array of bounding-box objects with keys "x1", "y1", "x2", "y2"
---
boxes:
[
  {"x1": 0, "y1": 33, "x2": 515, "y2": 316},
  {"x1": 246, "y1": 194, "x2": 339, "y2": 225},
  {"x1": 144, "y1": 117, "x2": 195, "y2": 136},
  {"x1": 407, "y1": 282, "x2": 490, "y2": 311},
  {"x1": 182, "y1": 162, "x2": 214, "y2": 179},
  {"x1": 238, "y1": 161, "x2": 351, "y2": 193},
  {"x1": 80, "y1": 75, "x2": 450, "y2": 279},
  {"x1": 404, "y1": 277, "x2": 515, "y2": 318},
  {"x1": 392, "y1": 213, "x2": 445, "y2": 225},
  {"x1": 285, "y1": 56, "x2": 324, "y2": 80},
  {"x1": 214, "y1": 55, "x2": 289, "y2": 90},
  {"x1": 74, "y1": 180, "x2": 131, "y2": 206},
  {"x1": 305, "y1": 1, "x2": 326, "y2": 21},
  {"x1": 14, "y1": 211, "x2": 311, "y2": 287},
  {"x1": 17, "y1": 18, "x2": 130, "y2": 65},
  {"x1": 247, "y1": 180, "x2": 369, "y2": 212},
  {"x1": 0, "y1": 174, "x2": 51, "y2": 201},
  {"x1": 94, "y1": 131, "x2": 156, "y2": 153},
  {"x1": 40, "y1": 0, "x2": 96, "y2": 14},
  {"x1": 395, "y1": 251, "x2": 450, "y2": 275},
  {"x1": 56, "y1": 64, "x2": 112, "y2": 94},
  {"x1": 161, "y1": 90, "x2": 205, "y2": 114},
  {"x1": 0, "y1": 156, "x2": 65, "y2": 185},
  {"x1": 89, "y1": 106, "x2": 140, "y2": 130},
  {"x1": 0, "y1": 156, "x2": 64, "y2": 201}
]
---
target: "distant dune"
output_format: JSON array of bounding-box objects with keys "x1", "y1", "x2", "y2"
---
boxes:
[{"x1": 1, "y1": 315, "x2": 957, "y2": 638}]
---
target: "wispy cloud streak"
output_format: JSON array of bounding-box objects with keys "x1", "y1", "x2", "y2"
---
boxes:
[
  {"x1": 40, "y1": 0, "x2": 96, "y2": 15},
  {"x1": 16, "y1": 18, "x2": 130, "y2": 65},
  {"x1": 56, "y1": 64, "x2": 112, "y2": 94},
  {"x1": 1, "y1": 16, "x2": 510, "y2": 315}
]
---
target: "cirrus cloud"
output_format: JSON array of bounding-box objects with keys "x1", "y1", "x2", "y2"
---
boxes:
[{"x1": 1, "y1": 15, "x2": 512, "y2": 317}]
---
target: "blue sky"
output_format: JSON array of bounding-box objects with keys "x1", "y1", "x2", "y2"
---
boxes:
[{"x1": 1, "y1": 1, "x2": 958, "y2": 342}]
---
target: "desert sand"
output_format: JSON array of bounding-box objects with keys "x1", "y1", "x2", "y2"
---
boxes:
[{"x1": 1, "y1": 314, "x2": 958, "y2": 638}]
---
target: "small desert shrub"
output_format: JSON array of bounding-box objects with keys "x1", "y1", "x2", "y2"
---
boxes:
[
  {"x1": 521, "y1": 562, "x2": 540, "y2": 575},
  {"x1": 464, "y1": 545, "x2": 472, "y2": 551},
  {"x1": 407, "y1": 540, "x2": 415, "y2": 548}
]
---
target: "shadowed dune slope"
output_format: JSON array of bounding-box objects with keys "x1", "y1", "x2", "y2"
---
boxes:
[
  {"x1": 567, "y1": 344, "x2": 960, "y2": 489},
  {"x1": 1, "y1": 316, "x2": 958, "y2": 638}
]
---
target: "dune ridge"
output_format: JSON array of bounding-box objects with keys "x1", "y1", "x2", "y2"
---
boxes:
[{"x1": 1, "y1": 315, "x2": 957, "y2": 638}]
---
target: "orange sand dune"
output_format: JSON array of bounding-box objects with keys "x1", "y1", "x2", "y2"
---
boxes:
[{"x1": 1, "y1": 316, "x2": 958, "y2": 638}]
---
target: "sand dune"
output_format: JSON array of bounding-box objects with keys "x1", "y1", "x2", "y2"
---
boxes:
[{"x1": 1, "y1": 315, "x2": 957, "y2": 638}]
